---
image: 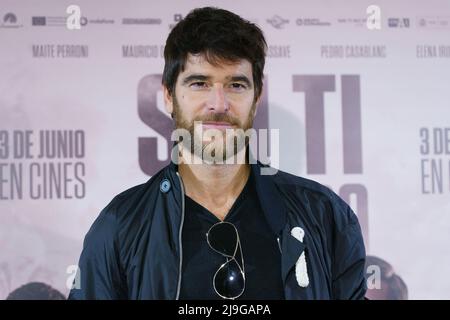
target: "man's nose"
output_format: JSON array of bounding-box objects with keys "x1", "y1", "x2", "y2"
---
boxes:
[{"x1": 207, "y1": 84, "x2": 230, "y2": 113}]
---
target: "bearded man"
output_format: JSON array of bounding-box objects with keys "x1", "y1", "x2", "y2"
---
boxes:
[{"x1": 69, "y1": 7, "x2": 367, "y2": 300}]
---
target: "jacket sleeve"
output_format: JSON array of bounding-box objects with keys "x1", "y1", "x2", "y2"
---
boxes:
[
  {"x1": 68, "y1": 203, "x2": 127, "y2": 300},
  {"x1": 330, "y1": 195, "x2": 367, "y2": 300}
]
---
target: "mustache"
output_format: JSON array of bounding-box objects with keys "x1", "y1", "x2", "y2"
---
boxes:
[{"x1": 192, "y1": 113, "x2": 241, "y2": 127}]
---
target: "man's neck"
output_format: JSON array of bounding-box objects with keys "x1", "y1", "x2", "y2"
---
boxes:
[{"x1": 178, "y1": 152, "x2": 250, "y2": 221}]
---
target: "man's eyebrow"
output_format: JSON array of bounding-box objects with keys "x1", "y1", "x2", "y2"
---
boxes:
[
  {"x1": 226, "y1": 75, "x2": 252, "y2": 88},
  {"x1": 181, "y1": 74, "x2": 210, "y2": 85},
  {"x1": 181, "y1": 74, "x2": 253, "y2": 87}
]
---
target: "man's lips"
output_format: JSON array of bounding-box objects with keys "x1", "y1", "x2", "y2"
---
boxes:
[{"x1": 201, "y1": 121, "x2": 235, "y2": 129}]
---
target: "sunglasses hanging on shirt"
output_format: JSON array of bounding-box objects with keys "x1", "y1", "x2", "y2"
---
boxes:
[{"x1": 206, "y1": 221, "x2": 246, "y2": 300}]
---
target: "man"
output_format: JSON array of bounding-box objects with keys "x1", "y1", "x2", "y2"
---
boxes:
[{"x1": 69, "y1": 7, "x2": 366, "y2": 300}]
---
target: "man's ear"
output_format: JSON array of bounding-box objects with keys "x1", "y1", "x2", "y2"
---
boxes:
[{"x1": 163, "y1": 85, "x2": 174, "y2": 114}]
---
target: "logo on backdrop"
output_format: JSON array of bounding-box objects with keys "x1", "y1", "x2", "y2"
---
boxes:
[
  {"x1": 32, "y1": 6, "x2": 114, "y2": 28},
  {"x1": 388, "y1": 18, "x2": 410, "y2": 28},
  {"x1": 122, "y1": 17, "x2": 162, "y2": 25},
  {"x1": 169, "y1": 14, "x2": 183, "y2": 29},
  {"x1": 266, "y1": 15, "x2": 289, "y2": 29},
  {"x1": 296, "y1": 18, "x2": 332, "y2": 27},
  {"x1": 32, "y1": 16, "x2": 66, "y2": 27},
  {"x1": 416, "y1": 16, "x2": 450, "y2": 29},
  {"x1": 0, "y1": 12, "x2": 23, "y2": 28}
]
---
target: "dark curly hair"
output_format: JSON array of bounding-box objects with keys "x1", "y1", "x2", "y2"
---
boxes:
[
  {"x1": 365, "y1": 255, "x2": 408, "y2": 300},
  {"x1": 6, "y1": 282, "x2": 66, "y2": 300},
  {"x1": 162, "y1": 7, "x2": 267, "y2": 101}
]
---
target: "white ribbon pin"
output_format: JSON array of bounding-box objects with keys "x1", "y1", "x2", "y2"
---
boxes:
[{"x1": 291, "y1": 227, "x2": 309, "y2": 288}]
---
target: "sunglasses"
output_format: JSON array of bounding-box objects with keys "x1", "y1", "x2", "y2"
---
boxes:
[{"x1": 206, "y1": 221, "x2": 246, "y2": 300}]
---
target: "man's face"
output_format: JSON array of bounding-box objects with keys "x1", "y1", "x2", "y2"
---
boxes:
[{"x1": 164, "y1": 53, "x2": 259, "y2": 163}]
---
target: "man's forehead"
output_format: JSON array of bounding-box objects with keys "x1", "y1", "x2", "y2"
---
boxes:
[{"x1": 182, "y1": 53, "x2": 252, "y2": 76}]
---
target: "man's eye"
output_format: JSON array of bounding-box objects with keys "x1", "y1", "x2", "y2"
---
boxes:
[
  {"x1": 190, "y1": 82, "x2": 207, "y2": 88},
  {"x1": 230, "y1": 83, "x2": 246, "y2": 90}
]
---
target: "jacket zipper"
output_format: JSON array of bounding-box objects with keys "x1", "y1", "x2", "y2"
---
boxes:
[
  {"x1": 277, "y1": 237, "x2": 282, "y2": 253},
  {"x1": 175, "y1": 172, "x2": 186, "y2": 300}
]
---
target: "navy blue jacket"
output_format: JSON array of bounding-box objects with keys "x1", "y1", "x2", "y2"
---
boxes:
[{"x1": 68, "y1": 162, "x2": 367, "y2": 299}]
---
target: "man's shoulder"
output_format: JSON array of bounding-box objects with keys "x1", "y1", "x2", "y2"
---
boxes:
[
  {"x1": 96, "y1": 168, "x2": 167, "y2": 224},
  {"x1": 271, "y1": 167, "x2": 335, "y2": 199},
  {"x1": 269, "y1": 167, "x2": 358, "y2": 228}
]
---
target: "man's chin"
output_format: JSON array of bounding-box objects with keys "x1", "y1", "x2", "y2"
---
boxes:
[{"x1": 201, "y1": 142, "x2": 246, "y2": 164}]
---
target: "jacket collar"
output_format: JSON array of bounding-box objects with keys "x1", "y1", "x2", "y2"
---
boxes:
[
  {"x1": 250, "y1": 161, "x2": 287, "y2": 237},
  {"x1": 166, "y1": 156, "x2": 287, "y2": 237}
]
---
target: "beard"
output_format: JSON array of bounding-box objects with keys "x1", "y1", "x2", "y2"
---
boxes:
[{"x1": 172, "y1": 96, "x2": 256, "y2": 164}]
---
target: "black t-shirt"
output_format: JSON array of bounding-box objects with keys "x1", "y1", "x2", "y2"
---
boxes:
[{"x1": 179, "y1": 171, "x2": 285, "y2": 300}]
